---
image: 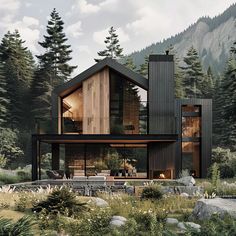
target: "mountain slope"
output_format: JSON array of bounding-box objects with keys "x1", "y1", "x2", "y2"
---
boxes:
[{"x1": 129, "y1": 4, "x2": 236, "y2": 75}]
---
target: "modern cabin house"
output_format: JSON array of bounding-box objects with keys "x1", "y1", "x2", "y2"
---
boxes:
[{"x1": 32, "y1": 54, "x2": 212, "y2": 180}]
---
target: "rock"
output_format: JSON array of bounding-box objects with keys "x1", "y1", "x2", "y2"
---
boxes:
[
  {"x1": 177, "y1": 222, "x2": 186, "y2": 230},
  {"x1": 126, "y1": 186, "x2": 134, "y2": 195},
  {"x1": 166, "y1": 217, "x2": 179, "y2": 224},
  {"x1": 180, "y1": 192, "x2": 189, "y2": 198},
  {"x1": 90, "y1": 197, "x2": 109, "y2": 207},
  {"x1": 110, "y1": 215, "x2": 127, "y2": 227},
  {"x1": 177, "y1": 176, "x2": 196, "y2": 186},
  {"x1": 177, "y1": 222, "x2": 201, "y2": 232},
  {"x1": 192, "y1": 198, "x2": 236, "y2": 220},
  {"x1": 112, "y1": 216, "x2": 127, "y2": 221}
]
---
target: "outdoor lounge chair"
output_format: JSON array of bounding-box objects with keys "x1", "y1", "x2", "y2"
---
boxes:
[{"x1": 46, "y1": 170, "x2": 64, "y2": 179}]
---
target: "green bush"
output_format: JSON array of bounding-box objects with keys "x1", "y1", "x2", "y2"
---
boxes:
[
  {"x1": 211, "y1": 147, "x2": 232, "y2": 164},
  {"x1": 15, "y1": 193, "x2": 33, "y2": 212},
  {"x1": 141, "y1": 185, "x2": 163, "y2": 200},
  {"x1": 17, "y1": 170, "x2": 31, "y2": 182},
  {"x1": 219, "y1": 164, "x2": 235, "y2": 178},
  {"x1": 129, "y1": 210, "x2": 167, "y2": 235},
  {"x1": 78, "y1": 208, "x2": 112, "y2": 235},
  {"x1": 0, "y1": 172, "x2": 20, "y2": 184},
  {"x1": 186, "y1": 214, "x2": 236, "y2": 236},
  {"x1": 32, "y1": 186, "x2": 86, "y2": 217},
  {"x1": 210, "y1": 163, "x2": 220, "y2": 188},
  {"x1": 0, "y1": 216, "x2": 34, "y2": 235}
]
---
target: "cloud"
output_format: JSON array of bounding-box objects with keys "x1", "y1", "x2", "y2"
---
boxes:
[
  {"x1": 3, "y1": 16, "x2": 40, "y2": 53},
  {"x1": 72, "y1": 0, "x2": 119, "y2": 15},
  {"x1": 25, "y1": 2, "x2": 32, "y2": 8},
  {"x1": 77, "y1": 0, "x2": 100, "y2": 14},
  {"x1": 66, "y1": 21, "x2": 83, "y2": 37},
  {"x1": 93, "y1": 27, "x2": 129, "y2": 45},
  {"x1": 77, "y1": 45, "x2": 91, "y2": 54},
  {"x1": 126, "y1": 6, "x2": 171, "y2": 37},
  {"x1": 0, "y1": 0, "x2": 21, "y2": 26},
  {"x1": 22, "y1": 16, "x2": 39, "y2": 27},
  {"x1": 0, "y1": 0, "x2": 20, "y2": 11}
]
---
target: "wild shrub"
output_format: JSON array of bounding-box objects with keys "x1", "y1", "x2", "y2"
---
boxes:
[
  {"x1": 32, "y1": 186, "x2": 86, "y2": 217},
  {"x1": 15, "y1": 194, "x2": 28, "y2": 212},
  {"x1": 0, "y1": 172, "x2": 19, "y2": 184},
  {"x1": 129, "y1": 210, "x2": 168, "y2": 235},
  {"x1": 141, "y1": 185, "x2": 163, "y2": 200},
  {"x1": 219, "y1": 164, "x2": 235, "y2": 178},
  {"x1": 0, "y1": 216, "x2": 34, "y2": 235},
  {"x1": 186, "y1": 214, "x2": 236, "y2": 236},
  {"x1": 211, "y1": 163, "x2": 220, "y2": 189},
  {"x1": 78, "y1": 208, "x2": 112, "y2": 235},
  {"x1": 17, "y1": 170, "x2": 31, "y2": 182}
]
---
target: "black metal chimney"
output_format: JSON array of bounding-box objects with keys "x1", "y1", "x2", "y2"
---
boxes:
[{"x1": 148, "y1": 54, "x2": 175, "y2": 134}]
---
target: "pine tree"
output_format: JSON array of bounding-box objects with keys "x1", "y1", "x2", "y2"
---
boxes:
[
  {"x1": 167, "y1": 45, "x2": 185, "y2": 98},
  {"x1": 0, "y1": 30, "x2": 34, "y2": 129},
  {"x1": 31, "y1": 67, "x2": 52, "y2": 121},
  {"x1": 123, "y1": 56, "x2": 136, "y2": 71},
  {"x1": 137, "y1": 55, "x2": 148, "y2": 78},
  {"x1": 220, "y1": 56, "x2": 236, "y2": 150},
  {"x1": 182, "y1": 46, "x2": 204, "y2": 98},
  {"x1": 95, "y1": 26, "x2": 123, "y2": 62},
  {"x1": 37, "y1": 8, "x2": 77, "y2": 86},
  {"x1": 201, "y1": 66, "x2": 214, "y2": 98},
  {"x1": 0, "y1": 62, "x2": 9, "y2": 126},
  {"x1": 212, "y1": 76, "x2": 226, "y2": 147}
]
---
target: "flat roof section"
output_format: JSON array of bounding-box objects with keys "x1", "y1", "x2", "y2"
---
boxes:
[{"x1": 32, "y1": 134, "x2": 178, "y2": 144}]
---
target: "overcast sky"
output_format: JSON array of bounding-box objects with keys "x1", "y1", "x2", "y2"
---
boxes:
[{"x1": 0, "y1": 0, "x2": 235, "y2": 75}]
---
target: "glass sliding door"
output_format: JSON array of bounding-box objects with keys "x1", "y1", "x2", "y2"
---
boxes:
[{"x1": 181, "y1": 105, "x2": 201, "y2": 177}]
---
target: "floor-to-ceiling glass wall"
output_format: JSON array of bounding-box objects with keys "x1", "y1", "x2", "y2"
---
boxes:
[
  {"x1": 39, "y1": 143, "x2": 147, "y2": 179},
  {"x1": 110, "y1": 70, "x2": 147, "y2": 134}
]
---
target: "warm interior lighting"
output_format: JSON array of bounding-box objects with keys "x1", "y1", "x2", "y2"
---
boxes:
[
  {"x1": 159, "y1": 173, "x2": 165, "y2": 179},
  {"x1": 153, "y1": 169, "x2": 172, "y2": 179}
]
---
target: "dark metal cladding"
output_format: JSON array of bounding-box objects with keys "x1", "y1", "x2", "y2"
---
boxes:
[
  {"x1": 148, "y1": 142, "x2": 176, "y2": 178},
  {"x1": 148, "y1": 54, "x2": 176, "y2": 177},
  {"x1": 148, "y1": 54, "x2": 175, "y2": 134}
]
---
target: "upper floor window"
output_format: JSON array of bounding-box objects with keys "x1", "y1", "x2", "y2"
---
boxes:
[
  {"x1": 61, "y1": 68, "x2": 147, "y2": 134},
  {"x1": 62, "y1": 87, "x2": 83, "y2": 133},
  {"x1": 182, "y1": 105, "x2": 200, "y2": 113},
  {"x1": 110, "y1": 70, "x2": 147, "y2": 134}
]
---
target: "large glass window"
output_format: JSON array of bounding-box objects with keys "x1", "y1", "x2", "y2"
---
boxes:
[
  {"x1": 40, "y1": 144, "x2": 147, "y2": 179},
  {"x1": 182, "y1": 142, "x2": 200, "y2": 177},
  {"x1": 182, "y1": 117, "x2": 201, "y2": 138},
  {"x1": 65, "y1": 144, "x2": 85, "y2": 178},
  {"x1": 181, "y1": 105, "x2": 201, "y2": 177},
  {"x1": 182, "y1": 105, "x2": 200, "y2": 113},
  {"x1": 110, "y1": 70, "x2": 147, "y2": 134},
  {"x1": 62, "y1": 87, "x2": 83, "y2": 133}
]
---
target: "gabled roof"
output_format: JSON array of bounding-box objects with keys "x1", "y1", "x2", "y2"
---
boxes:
[{"x1": 53, "y1": 57, "x2": 148, "y2": 97}]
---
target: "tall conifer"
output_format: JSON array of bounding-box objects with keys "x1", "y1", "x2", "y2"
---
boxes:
[
  {"x1": 37, "y1": 8, "x2": 77, "y2": 86},
  {"x1": 182, "y1": 46, "x2": 204, "y2": 98},
  {"x1": 95, "y1": 26, "x2": 123, "y2": 62}
]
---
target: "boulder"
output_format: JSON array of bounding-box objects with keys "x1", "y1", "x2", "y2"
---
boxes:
[
  {"x1": 180, "y1": 192, "x2": 189, "y2": 198},
  {"x1": 126, "y1": 186, "x2": 135, "y2": 195},
  {"x1": 192, "y1": 198, "x2": 236, "y2": 220},
  {"x1": 90, "y1": 197, "x2": 109, "y2": 208},
  {"x1": 178, "y1": 222, "x2": 201, "y2": 232},
  {"x1": 177, "y1": 176, "x2": 196, "y2": 186},
  {"x1": 166, "y1": 217, "x2": 179, "y2": 224},
  {"x1": 110, "y1": 215, "x2": 127, "y2": 227}
]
